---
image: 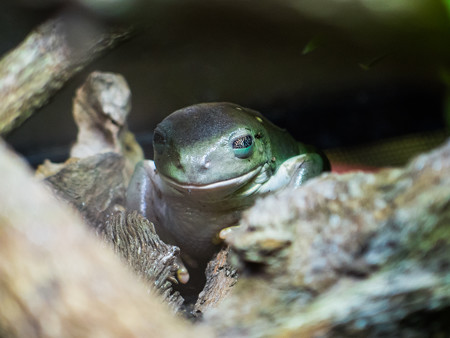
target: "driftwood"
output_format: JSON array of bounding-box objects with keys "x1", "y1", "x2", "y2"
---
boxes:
[
  {"x1": 0, "y1": 17, "x2": 132, "y2": 135},
  {"x1": 193, "y1": 247, "x2": 238, "y2": 318},
  {"x1": 3, "y1": 135, "x2": 449, "y2": 336},
  {"x1": 3, "y1": 52, "x2": 449, "y2": 335},
  {"x1": 41, "y1": 151, "x2": 186, "y2": 313},
  {"x1": 39, "y1": 71, "x2": 141, "y2": 229},
  {"x1": 37, "y1": 73, "x2": 183, "y2": 310},
  {"x1": 100, "y1": 211, "x2": 184, "y2": 311},
  {"x1": 36, "y1": 71, "x2": 143, "y2": 228},
  {"x1": 42, "y1": 152, "x2": 185, "y2": 312},
  {"x1": 70, "y1": 71, "x2": 143, "y2": 179},
  {"x1": 1, "y1": 1, "x2": 447, "y2": 335},
  {"x1": 204, "y1": 139, "x2": 450, "y2": 337},
  {"x1": 36, "y1": 69, "x2": 143, "y2": 187},
  {"x1": 0, "y1": 139, "x2": 210, "y2": 337},
  {"x1": 44, "y1": 152, "x2": 127, "y2": 229}
]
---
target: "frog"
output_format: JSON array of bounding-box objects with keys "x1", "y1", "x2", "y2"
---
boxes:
[{"x1": 126, "y1": 102, "x2": 330, "y2": 283}]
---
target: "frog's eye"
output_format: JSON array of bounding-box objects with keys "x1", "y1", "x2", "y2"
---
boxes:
[{"x1": 232, "y1": 134, "x2": 254, "y2": 159}]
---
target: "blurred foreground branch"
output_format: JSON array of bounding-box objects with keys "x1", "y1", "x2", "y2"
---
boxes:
[
  {"x1": 0, "y1": 16, "x2": 132, "y2": 135},
  {"x1": 0, "y1": 140, "x2": 208, "y2": 337},
  {"x1": 206, "y1": 139, "x2": 450, "y2": 337}
]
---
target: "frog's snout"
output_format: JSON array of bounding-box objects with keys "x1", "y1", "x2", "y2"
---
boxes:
[
  {"x1": 153, "y1": 127, "x2": 187, "y2": 175},
  {"x1": 174, "y1": 155, "x2": 214, "y2": 184},
  {"x1": 182, "y1": 156, "x2": 212, "y2": 180}
]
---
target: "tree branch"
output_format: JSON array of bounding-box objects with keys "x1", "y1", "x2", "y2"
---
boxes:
[
  {"x1": 0, "y1": 16, "x2": 132, "y2": 135},
  {"x1": 0, "y1": 139, "x2": 208, "y2": 337}
]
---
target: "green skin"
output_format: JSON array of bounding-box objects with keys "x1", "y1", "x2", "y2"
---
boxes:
[{"x1": 127, "y1": 102, "x2": 329, "y2": 279}]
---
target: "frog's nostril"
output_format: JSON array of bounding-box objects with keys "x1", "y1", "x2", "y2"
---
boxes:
[
  {"x1": 203, "y1": 160, "x2": 211, "y2": 170},
  {"x1": 153, "y1": 128, "x2": 166, "y2": 154},
  {"x1": 153, "y1": 129, "x2": 166, "y2": 145}
]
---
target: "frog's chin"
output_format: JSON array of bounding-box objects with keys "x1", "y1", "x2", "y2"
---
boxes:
[{"x1": 157, "y1": 165, "x2": 265, "y2": 198}]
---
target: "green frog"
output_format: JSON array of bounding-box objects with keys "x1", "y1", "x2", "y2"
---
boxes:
[{"x1": 127, "y1": 102, "x2": 329, "y2": 283}]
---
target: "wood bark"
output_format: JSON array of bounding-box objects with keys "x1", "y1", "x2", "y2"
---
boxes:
[
  {"x1": 44, "y1": 152, "x2": 127, "y2": 229},
  {"x1": 32, "y1": 71, "x2": 186, "y2": 313},
  {"x1": 3, "y1": 47, "x2": 448, "y2": 334},
  {"x1": 100, "y1": 211, "x2": 185, "y2": 311},
  {"x1": 193, "y1": 247, "x2": 238, "y2": 318},
  {"x1": 0, "y1": 139, "x2": 209, "y2": 338},
  {"x1": 69, "y1": 71, "x2": 143, "y2": 179},
  {"x1": 204, "y1": 139, "x2": 450, "y2": 337},
  {"x1": 0, "y1": 16, "x2": 132, "y2": 135}
]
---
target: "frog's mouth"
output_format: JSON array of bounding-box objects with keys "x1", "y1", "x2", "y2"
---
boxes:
[{"x1": 158, "y1": 164, "x2": 267, "y2": 198}]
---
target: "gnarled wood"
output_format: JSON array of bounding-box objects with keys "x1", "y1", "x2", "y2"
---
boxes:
[
  {"x1": 0, "y1": 17, "x2": 132, "y2": 135},
  {"x1": 70, "y1": 71, "x2": 143, "y2": 179},
  {"x1": 100, "y1": 211, "x2": 184, "y2": 311},
  {"x1": 44, "y1": 152, "x2": 127, "y2": 229},
  {"x1": 0, "y1": 139, "x2": 209, "y2": 337},
  {"x1": 205, "y1": 139, "x2": 450, "y2": 337},
  {"x1": 193, "y1": 247, "x2": 238, "y2": 318}
]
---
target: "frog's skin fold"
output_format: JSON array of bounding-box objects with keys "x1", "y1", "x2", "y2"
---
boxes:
[{"x1": 126, "y1": 102, "x2": 329, "y2": 282}]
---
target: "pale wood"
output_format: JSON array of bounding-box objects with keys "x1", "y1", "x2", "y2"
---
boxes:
[
  {"x1": 0, "y1": 18, "x2": 132, "y2": 135},
  {"x1": 0, "y1": 139, "x2": 209, "y2": 337},
  {"x1": 206, "y1": 139, "x2": 450, "y2": 337}
]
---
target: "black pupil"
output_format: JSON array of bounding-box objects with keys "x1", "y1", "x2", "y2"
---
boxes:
[{"x1": 233, "y1": 135, "x2": 253, "y2": 149}]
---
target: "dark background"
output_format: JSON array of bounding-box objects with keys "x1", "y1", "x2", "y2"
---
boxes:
[{"x1": 2, "y1": 0, "x2": 449, "y2": 166}]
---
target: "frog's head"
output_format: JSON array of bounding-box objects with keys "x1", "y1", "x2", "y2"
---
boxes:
[{"x1": 153, "y1": 102, "x2": 274, "y2": 195}]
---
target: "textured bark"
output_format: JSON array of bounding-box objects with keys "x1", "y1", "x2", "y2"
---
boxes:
[
  {"x1": 205, "y1": 139, "x2": 450, "y2": 337},
  {"x1": 0, "y1": 17, "x2": 132, "y2": 135},
  {"x1": 0, "y1": 140, "x2": 209, "y2": 338},
  {"x1": 70, "y1": 71, "x2": 143, "y2": 179},
  {"x1": 43, "y1": 157, "x2": 185, "y2": 311},
  {"x1": 193, "y1": 247, "x2": 238, "y2": 318},
  {"x1": 44, "y1": 152, "x2": 127, "y2": 229},
  {"x1": 36, "y1": 71, "x2": 183, "y2": 312},
  {"x1": 100, "y1": 211, "x2": 184, "y2": 311}
]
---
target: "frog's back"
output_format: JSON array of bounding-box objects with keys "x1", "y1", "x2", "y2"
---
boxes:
[
  {"x1": 241, "y1": 107, "x2": 307, "y2": 165},
  {"x1": 249, "y1": 108, "x2": 330, "y2": 172}
]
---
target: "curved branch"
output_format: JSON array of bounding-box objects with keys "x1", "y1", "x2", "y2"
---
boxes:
[{"x1": 0, "y1": 16, "x2": 132, "y2": 135}]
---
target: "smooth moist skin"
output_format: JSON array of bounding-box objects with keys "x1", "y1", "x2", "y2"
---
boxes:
[{"x1": 126, "y1": 102, "x2": 329, "y2": 282}]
